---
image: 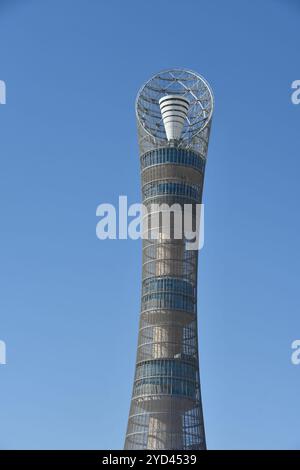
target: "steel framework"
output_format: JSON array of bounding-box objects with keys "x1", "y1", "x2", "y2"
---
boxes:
[{"x1": 124, "y1": 69, "x2": 214, "y2": 450}]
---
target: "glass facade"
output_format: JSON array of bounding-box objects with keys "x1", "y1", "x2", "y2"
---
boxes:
[
  {"x1": 142, "y1": 277, "x2": 195, "y2": 313},
  {"x1": 143, "y1": 181, "x2": 201, "y2": 202},
  {"x1": 133, "y1": 359, "x2": 197, "y2": 399},
  {"x1": 141, "y1": 147, "x2": 205, "y2": 172},
  {"x1": 142, "y1": 292, "x2": 195, "y2": 313},
  {"x1": 143, "y1": 277, "x2": 194, "y2": 297},
  {"x1": 135, "y1": 359, "x2": 197, "y2": 381}
]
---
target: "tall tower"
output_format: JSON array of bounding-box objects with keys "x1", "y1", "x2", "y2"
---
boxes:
[{"x1": 124, "y1": 69, "x2": 214, "y2": 450}]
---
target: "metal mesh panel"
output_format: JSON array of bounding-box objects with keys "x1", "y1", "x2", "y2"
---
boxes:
[{"x1": 124, "y1": 69, "x2": 213, "y2": 450}]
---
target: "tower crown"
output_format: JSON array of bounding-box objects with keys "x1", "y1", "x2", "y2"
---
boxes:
[{"x1": 135, "y1": 68, "x2": 213, "y2": 154}]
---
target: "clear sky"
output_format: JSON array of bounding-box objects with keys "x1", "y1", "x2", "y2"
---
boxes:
[{"x1": 0, "y1": 0, "x2": 299, "y2": 450}]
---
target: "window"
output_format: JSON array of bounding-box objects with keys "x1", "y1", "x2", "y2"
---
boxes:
[
  {"x1": 142, "y1": 292, "x2": 195, "y2": 313},
  {"x1": 143, "y1": 181, "x2": 201, "y2": 202},
  {"x1": 141, "y1": 148, "x2": 205, "y2": 172},
  {"x1": 143, "y1": 277, "x2": 194, "y2": 297},
  {"x1": 133, "y1": 359, "x2": 197, "y2": 399}
]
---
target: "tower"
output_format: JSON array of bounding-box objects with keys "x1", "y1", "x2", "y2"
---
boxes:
[{"x1": 124, "y1": 69, "x2": 214, "y2": 450}]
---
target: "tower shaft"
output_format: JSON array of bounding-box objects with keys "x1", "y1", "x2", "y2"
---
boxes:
[{"x1": 125, "y1": 147, "x2": 206, "y2": 450}]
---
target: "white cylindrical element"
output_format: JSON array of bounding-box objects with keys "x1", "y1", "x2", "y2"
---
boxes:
[{"x1": 159, "y1": 94, "x2": 189, "y2": 141}]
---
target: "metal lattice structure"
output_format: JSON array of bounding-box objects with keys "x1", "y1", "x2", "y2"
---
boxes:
[{"x1": 124, "y1": 69, "x2": 214, "y2": 450}]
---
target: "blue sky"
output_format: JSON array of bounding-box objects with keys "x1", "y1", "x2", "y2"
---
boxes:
[{"x1": 0, "y1": 0, "x2": 299, "y2": 450}]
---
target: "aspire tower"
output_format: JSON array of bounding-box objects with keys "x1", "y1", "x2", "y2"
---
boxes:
[{"x1": 124, "y1": 69, "x2": 214, "y2": 450}]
